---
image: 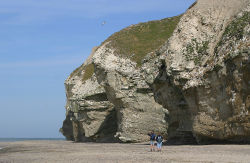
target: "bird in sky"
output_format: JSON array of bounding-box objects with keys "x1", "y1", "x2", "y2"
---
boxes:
[{"x1": 101, "y1": 21, "x2": 106, "y2": 26}]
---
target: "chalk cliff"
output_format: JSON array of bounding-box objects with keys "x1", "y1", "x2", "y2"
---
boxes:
[
  {"x1": 61, "y1": 0, "x2": 250, "y2": 144},
  {"x1": 153, "y1": 0, "x2": 250, "y2": 144}
]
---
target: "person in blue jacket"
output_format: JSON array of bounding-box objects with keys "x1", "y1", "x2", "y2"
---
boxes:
[
  {"x1": 156, "y1": 133, "x2": 163, "y2": 152},
  {"x1": 148, "y1": 131, "x2": 156, "y2": 152}
]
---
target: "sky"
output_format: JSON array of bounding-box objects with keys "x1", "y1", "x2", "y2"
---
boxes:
[{"x1": 0, "y1": 0, "x2": 196, "y2": 138}]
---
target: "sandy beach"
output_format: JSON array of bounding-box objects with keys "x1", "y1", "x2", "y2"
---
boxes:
[{"x1": 0, "y1": 141, "x2": 249, "y2": 163}]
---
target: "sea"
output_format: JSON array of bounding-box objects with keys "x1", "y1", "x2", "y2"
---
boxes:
[
  {"x1": 0, "y1": 138, "x2": 65, "y2": 142},
  {"x1": 0, "y1": 138, "x2": 65, "y2": 149}
]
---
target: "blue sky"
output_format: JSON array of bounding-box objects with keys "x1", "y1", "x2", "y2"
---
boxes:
[{"x1": 0, "y1": 0, "x2": 195, "y2": 138}]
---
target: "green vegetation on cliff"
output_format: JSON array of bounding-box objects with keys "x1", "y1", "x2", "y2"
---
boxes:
[
  {"x1": 70, "y1": 15, "x2": 181, "y2": 81},
  {"x1": 104, "y1": 15, "x2": 182, "y2": 66},
  {"x1": 82, "y1": 63, "x2": 94, "y2": 81},
  {"x1": 69, "y1": 64, "x2": 83, "y2": 79},
  {"x1": 69, "y1": 63, "x2": 94, "y2": 82},
  {"x1": 223, "y1": 12, "x2": 249, "y2": 40},
  {"x1": 215, "y1": 12, "x2": 250, "y2": 54}
]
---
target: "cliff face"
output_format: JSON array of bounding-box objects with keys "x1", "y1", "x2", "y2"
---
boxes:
[
  {"x1": 61, "y1": 0, "x2": 250, "y2": 144},
  {"x1": 61, "y1": 16, "x2": 181, "y2": 142},
  {"x1": 153, "y1": 0, "x2": 250, "y2": 144},
  {"x1": 93, "y1": 44, "x2": 168, "y2": 142},
  {"x1": 60, "y1": 48, "x2": 117, "y2": 142}
]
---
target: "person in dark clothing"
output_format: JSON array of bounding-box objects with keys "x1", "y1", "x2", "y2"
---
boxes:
[
  {"x1": 148, "y1": 131, "x2": 156, "y2": 152},
  {"x1": 156, "y1": 133, "x2": 163, "y2": 152}
]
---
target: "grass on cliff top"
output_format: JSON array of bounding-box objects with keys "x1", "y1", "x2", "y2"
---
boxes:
[
  {"x1": 69, "y1": 15, "x2": 181, "y2": 80},
  {"x1": 69, "y1": 63, "x2": 94, "y2": 82},
  {"x1": 82, "y1": 63, "x2": 94, "y2": 81},
  {"x1": 103, "y1": 15, "x2": 182, "y2": 67},
  {"x1": 69, "y1": 64, "x2": 84, "y2": 79}
]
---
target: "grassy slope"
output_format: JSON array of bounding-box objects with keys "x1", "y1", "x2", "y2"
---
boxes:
[
  {"x1": 82, "y1": 63, "x2": 94, "y2": 81},
  {"x1": 103, "y1": 15, "x2": 182, "y2": 66},
  {"x1": 69, "y1": 63, "x2": 94, "y2": 82},
  {"x1": 69, "y1": 15, "x2": 182, "y2": 81},
  {"x1": 68, "y1": 63, "x2": 94, "y2": 82}
]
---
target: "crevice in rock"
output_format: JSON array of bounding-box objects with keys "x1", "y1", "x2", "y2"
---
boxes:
[
  {"x1": 85, "y1": 93, "x2": 108, "y2": 101},
  {"x1": 136, "y1": 88, "x2": 153, "y2": 94},
  {"x1": 60, "y1": 112, "x2": 74, "y2": 141},
  {"x1": 153, "y1": 63, "x2": 198, "y2": 144},
  {"x1": 91, "y1": 108, "x2": 119, "y2": 142}
]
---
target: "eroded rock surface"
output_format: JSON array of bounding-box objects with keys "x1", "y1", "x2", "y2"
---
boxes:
[
  {"x1": 93, "y1": 43, "x2": 168, "y2": 142},
  {"x1": 61, "y1": 48, "x2": 117, "y2": 142},
  {"x1": 153, "y1": 0, "x2": 250, "y2": 144}
]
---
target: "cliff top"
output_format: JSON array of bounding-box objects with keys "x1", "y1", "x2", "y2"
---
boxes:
[{"x1": 102, "y1": 15, "x2": 182, "y2": 66}]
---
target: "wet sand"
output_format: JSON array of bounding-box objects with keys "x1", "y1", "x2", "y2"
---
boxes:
[{"x1": 0, "y1": 140, "x2": 249, "y2": 163}]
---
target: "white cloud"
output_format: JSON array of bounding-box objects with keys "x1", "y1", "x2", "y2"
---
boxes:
[{"x1": 0, "y1": 0, "x2": 195, "y2": 24}]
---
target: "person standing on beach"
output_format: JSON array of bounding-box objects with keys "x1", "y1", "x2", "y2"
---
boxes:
[
  {"x1": 156, "y1": 133, "x2": 163, "y2": 152},
  {"x1": 148, "y1": 131, "x2": 156, "y2": 152}
]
